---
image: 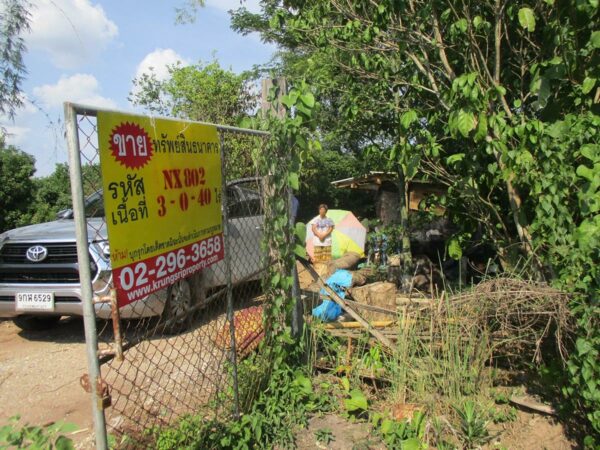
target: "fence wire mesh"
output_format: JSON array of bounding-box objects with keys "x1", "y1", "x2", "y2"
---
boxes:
[{"x1": 69, "y1": 107, "x2": 274, "y2": 445}]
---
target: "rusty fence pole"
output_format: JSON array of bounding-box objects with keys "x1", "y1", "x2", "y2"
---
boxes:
[
  {"x1": 109, "y1": 289, "x2": 124, "y2": 362},
  {"x1": 64, "y1": 102, "x2": 109, "y2": 450}
]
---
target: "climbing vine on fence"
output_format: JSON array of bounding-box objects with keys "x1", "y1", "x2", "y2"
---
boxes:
[{"x1": 242, "y1": 81, "x2": 319, "y2": 353}]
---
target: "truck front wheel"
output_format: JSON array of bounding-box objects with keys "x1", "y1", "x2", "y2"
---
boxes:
[{"x1": 161, "y1": 279, "x2": 195, "y2": 334}]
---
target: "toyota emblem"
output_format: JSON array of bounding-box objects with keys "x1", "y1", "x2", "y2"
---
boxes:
[{"x1": 26, "y1": 245, "x2": 48, "y2": 262}]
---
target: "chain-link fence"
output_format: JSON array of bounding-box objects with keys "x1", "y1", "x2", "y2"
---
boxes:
[{"x1": 65, "y1": 103, "x2": 277, "y2": 447}]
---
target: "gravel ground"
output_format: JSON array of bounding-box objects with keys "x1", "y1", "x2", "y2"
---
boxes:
[{"x1": 0, "y1": 318, "x2": 95, "y2": 448}]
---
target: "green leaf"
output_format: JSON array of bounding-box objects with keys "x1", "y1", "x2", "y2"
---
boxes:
[
  {"x1": 380, "y1": 419, "x2": 393, "y2": 434},
  {"x1": 457, "y1": 110, "x2": 476, "y2": 137},
  {"x1": 538, "y1": 77, "x2": 551, "y2": 107},
  {"x1": 454, "y1": 18, "x2": 468, "y2": 33},
  {"x1": 295, "y1": 102, "x2": 312, "y2": 118},
  {"x1": 582, "y1": 77, "x2": 596, "y2": 94},
  {"x1": 518, "y1": 8, "x2": 536, "y2": 32},
  {"x1": 56, "y1": 423, "x2": 79, "y2": 434},
  {"x1": 400, "y1": 110, "x2": 418, "y2": 130},
  {"x1": 54, "y1": 436, "x2": 75, "y2": 450},
  {"x1": 280, "y1": 94, "x2": 295, "y2": 109},
  {"x1": 548, "y1": 56, "x2": 562, "y2": 65},
  {"x1": 576, "y1": 165, "x2": 594, "y2": 181},
  {"x1": 292, "y1": 370, "x2": 313, "y2": 395},
  {"x1": 446, "y1": 153, "x2": 465, "y2": 164},
  {"x1": 401, "y1": 437, "x2": 424, "y2": 450},
  {"x1": 448, "y1": 238, "x2": 462, "y2": 260},
  {"x1": 590, "y1": 31, "x2": 600, "y2": 49},
  {"x1": 341, "y1": 377, "x2": 350, "y2": 392},
  {"x1": 371, "y1": 412, "x2": 383, "y2": 426},
  {"x1": 474, "y1": 112, "x2": 488, "y2": 142},
  {"x1": 466, "y1": 72, "x2": 477, "y2": 86},
  {"x1": 299, "y1": 92, "x2": 315, "y2": 108},
  {"x1": 576, "y1": 338, "x2": 593, "y2": 356},
  {"x1": 344, "y1": 389, "x2": 368, "y2": 412},
  {"x1": 295, "y1": 222, "x2": 307, "y2": 241},
  {"x1": 294, "y1": 244, "x2": 307, "y2": 258},
  {"x1": 271, "y1": 272, "x2": 281, "y2": 287},
  {"x1": 577, "y1": 219, "x2": 599, "y2": 249},
  {"x1": 288, "y1": 172, "x2": 299, "y2": 190},
  {"x1": 545, "y1": 121, "x2": 567, "y2": 138},
  {"x1": 581, "y1": 144, "x2": 598, "y2": 161}
]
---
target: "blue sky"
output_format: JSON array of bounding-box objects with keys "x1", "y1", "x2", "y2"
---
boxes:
[{"x1": 0, "y1": 0, "x2": 275, "y2": 176}]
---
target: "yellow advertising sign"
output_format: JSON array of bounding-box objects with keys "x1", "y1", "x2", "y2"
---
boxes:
[{"x1": 97, "y1": 111, "x2": 223, "y2": 307}]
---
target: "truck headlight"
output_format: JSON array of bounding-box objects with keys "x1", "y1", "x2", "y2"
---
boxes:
[{"x1": 94, "y1": 240, "x2": 111, "y2": 260}]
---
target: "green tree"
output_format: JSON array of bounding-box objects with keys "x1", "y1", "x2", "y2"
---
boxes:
[
  {"x1": 28, "y1": 162, "x2": 102, "y2": 224},
  {"x1": 129, "y1": 59, "x2": 257, "y2": 126},
  {"x1": 0, "y1": 0, "x2": 30, "y2": 120},
  {"x1": 130, "y1": 59, "x2": 260, "y2": 179},
  {"x1": 0, "y1": 139, "x2": 35, "y2": 232},
  {"x1": 232, "y1": 0, "x2": 599, "y2": 265},
  {"x1": 29, "y1": 163, "x2": 72, "y2": 224},
  {"x1": 297, "y1": 148, "x2": 373, "y2": 222},
  {"x1": 231, "y1": 0, "x2": 599, "y2": 437}
]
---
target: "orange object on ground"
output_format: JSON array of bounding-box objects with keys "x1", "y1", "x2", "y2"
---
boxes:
[{"x1": 214, "y1": 305, "x2": 264, "y2": 358}]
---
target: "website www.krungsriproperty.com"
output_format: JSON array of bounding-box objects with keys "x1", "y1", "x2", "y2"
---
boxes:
[{"x1": 125, "y1": 253, "x2": 221, "y2": 302}]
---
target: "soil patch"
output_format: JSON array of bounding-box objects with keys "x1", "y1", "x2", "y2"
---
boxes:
[
  {"x1": 0, "y1": 318, "x2": 94, "y2": 448},
  {"x1": 295, "y1": 414, "x2": 384, "y2": 450}
]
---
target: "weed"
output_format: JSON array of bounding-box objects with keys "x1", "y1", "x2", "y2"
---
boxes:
[
  {"x1": 492, "y1": 390, "x2": 511, "y2": 405},
  {"x1": 430, "y1": 416, "x2": 458, "y2": 450},
  {"x1": 154, "y1": 361, "x2": 333, "y2": 449},
  {"x1": 371, "y1": 411, "x2": 427, "y2": 449},
  {"x1": 0, "y1": 416, "x2": 77, "y2": 449},
  {"x1": 343, "y1": 389, "x2": 369, "y2": 416},
  {"x1": 388, "y1": 296, "x2": 493, "y2": 411},
  {"x1": 314, "y1": 427, "x2": 334, "y2": 446},
  {"x1": 454, "y1": 400, "x2": 490, "y2": 448},
  {"x1": 490, "y1": 406, "x2": 517, "y2": 424}
]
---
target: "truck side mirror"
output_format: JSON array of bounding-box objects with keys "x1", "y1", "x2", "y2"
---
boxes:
[{"x1": 56, "y1": 209, "x2": 73, "y2": 219}]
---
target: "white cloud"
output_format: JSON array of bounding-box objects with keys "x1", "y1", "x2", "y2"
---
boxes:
[
  {"x1": 134, "y1": 48, "x2": 189, "y2": 82},
  {"x1": 1, "y1": 126, "x2": 31, "y2": 146},
  {"x1": 27, "y1": 0, "x2": 118, "y2": 69},
  {"x1": 205, "y1": 0, "x2": 261, "y2": 13},
  {"x1": 33, "y1": 74, "x2": 117, "y2": 109}
]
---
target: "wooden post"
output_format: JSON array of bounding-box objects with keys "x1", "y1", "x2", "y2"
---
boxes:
[{"x1": 261, "y1": 78, "x2": 287, "y2": 118}]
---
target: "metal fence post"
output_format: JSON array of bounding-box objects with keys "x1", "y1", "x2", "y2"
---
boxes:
[
  {"x1": 219, "y1": 132, "x2": 241, "y2": 418},
  {"x1": 64, "y1": 103, "x2": 109, "y2": 450},
  {"x1": 289, "y1": 188, "x2": 303, "y2": 339}
]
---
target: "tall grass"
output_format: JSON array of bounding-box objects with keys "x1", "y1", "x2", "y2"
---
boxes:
[{"x1": 389, "y1": 298, "x2": 493, "y2": 414}]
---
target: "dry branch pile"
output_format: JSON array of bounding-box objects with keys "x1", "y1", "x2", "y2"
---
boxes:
[
  {"x1": 310, "y1": 275, "x2": 573, "y2": 367},
  {"x1": 447, "y1": 277, "x2": 573, "y2": 364},
  {"x1": 390, "y1": 277, "x2": 574, "y2": 368}
]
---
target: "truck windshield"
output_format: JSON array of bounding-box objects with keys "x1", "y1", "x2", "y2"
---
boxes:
[{"x1": 84, "y1": 192, "x2": 105, "y2": 218}]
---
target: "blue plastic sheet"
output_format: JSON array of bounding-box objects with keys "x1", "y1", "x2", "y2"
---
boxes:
[{"x1": 312, "y1": 269, "x2": 353, "y2": 322}]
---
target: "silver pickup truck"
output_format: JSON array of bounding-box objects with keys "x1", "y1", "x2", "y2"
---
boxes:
[{"x1": 0, "y1": 178, "x2": 264, "y2": 331}]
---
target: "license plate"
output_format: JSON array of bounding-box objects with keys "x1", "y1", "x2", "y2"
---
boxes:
[{"x1": 15, "y1": 293, "x2": 55, "y2": 311}]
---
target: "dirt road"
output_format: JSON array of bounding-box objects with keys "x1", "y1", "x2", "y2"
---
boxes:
[{"x1": 0, "y1": 318, "x2": 95, "y2": 447}]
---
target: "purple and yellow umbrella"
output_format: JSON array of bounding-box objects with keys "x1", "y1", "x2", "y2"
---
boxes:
[{"x1": 306, "y1": 209, "x2": 366, "y2": 260}]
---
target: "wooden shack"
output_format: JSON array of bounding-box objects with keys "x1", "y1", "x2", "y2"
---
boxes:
[{"x1": 331, "y1": 172, "x2": 447, "y2": 225}]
